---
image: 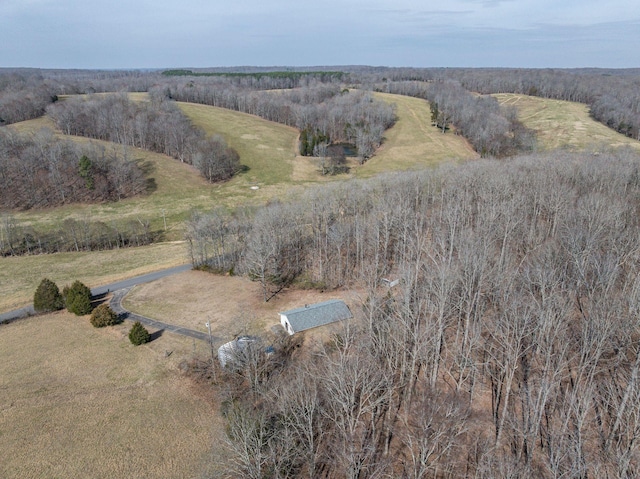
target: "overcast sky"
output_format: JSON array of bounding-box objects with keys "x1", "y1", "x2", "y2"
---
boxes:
[{"x1": 1, "y1": 0, "x2": 638, "y2": 69}]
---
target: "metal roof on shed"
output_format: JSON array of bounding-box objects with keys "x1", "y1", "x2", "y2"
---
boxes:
[{"x1": 280, "y1": 299, "x2": 352, "y2": 333}]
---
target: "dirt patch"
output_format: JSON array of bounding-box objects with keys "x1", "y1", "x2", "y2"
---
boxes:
[
  {"x1": 123, "y1": 270, "x2": 358, "y2": 345},
  {"x1": 240, "y1": 133, "x2": 260, "y2": 140}
]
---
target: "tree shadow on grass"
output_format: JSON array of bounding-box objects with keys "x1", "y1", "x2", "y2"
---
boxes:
[
  {"x1": 91, "y1": 293, "x2": 109, "y2": 307},
  {"x1": 149, "y1": 329, "x2": 164, "y2": 342},
  {"x1": 145, "y1": 177, "x2": 158, "y2": 194},
  {"x1": 138, "y1": 160, "x2": 157, "y2": 194}
]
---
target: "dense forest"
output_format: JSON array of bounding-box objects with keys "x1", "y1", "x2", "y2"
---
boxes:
[{"x1": 190, "y1": 148, "x2": 640, "y2": 477}]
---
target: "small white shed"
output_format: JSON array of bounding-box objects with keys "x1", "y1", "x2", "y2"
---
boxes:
[{"x1": 280, "y1": 299, "x2": 352, "y2": 335}]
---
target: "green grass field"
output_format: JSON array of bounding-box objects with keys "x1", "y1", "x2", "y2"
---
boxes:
[
  {"x1": 0, "y1": 311, "x2": 225, "y2": 479},
  {"x1": 494, "y1": 93, "x2": 640, "y2": 152},
  {"x1": 177, "y1": 101, "x2": 298, "y2": 186}
]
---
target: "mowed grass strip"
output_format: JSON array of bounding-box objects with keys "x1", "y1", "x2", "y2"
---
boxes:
[
  {"x1": 176, "y1": 101, "x2": 299, "y2": 186},
  {"x1": 0, "y1": 241, "x2": 188, "y2": 312},
  {"x1": 0, "y1": 312, "x2": 225, "y2": 479},
  {"x1": 494, "y1": 93, "x2": 640, "y2": 151},
  {"x1": 357, "y1": 92, "x2": 478, "y2": 178}
]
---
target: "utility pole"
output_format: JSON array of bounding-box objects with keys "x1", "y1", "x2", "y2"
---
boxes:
[{"x1": 206, "y1": 320, "x2": 217, "y2": 382}]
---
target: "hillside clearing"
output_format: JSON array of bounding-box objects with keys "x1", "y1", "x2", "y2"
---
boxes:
[
  {"x1": 357, "y1": 92, "x2": 478, "y2": 177},
  {"x1": 494, "y1": 93, "x2": 640, "y2": 151},
  {"x1": 123, "y1": 269, "x2": 359, "y2": 343}
]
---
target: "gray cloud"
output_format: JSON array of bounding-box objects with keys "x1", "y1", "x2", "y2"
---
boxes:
[{"x1": 0, "y1": 0, "x2": 638, "y2": 68}]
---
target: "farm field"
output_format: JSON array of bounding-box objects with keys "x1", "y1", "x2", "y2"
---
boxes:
[
  {"x1": 0, "y1": 311, "x2": 225, "y2": 479},
  {"x1": 494, "y1": 93, "x2": 640, "y2": 151}
]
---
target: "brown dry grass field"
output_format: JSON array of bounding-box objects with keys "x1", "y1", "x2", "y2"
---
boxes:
[
  {"x1": 0, "y1": 311, "x2": 226, "y2": 479},
  {"x1": 123, "y1": 269, "x2": 360, "y2": 345},
  {"x1": 494, "y1": 93, "x2": 640, "y2": 152}
]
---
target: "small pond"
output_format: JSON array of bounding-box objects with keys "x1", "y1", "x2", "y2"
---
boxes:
[{"x1": 331, "y1": 143, "x2": 357, "y2": 157}]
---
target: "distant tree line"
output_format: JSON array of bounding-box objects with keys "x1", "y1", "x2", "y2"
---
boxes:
[
  {"x1": 0, "y1": 72, "x2": 59, "y2": 125},
  {"x1": 162, "y1": 69, "x2": 345, "y2": 87},
  {"x1": 0, "y1": 213, "x2": 158, "y2": 256},
  {"x1": 46, "y1": 93, "x2": 240, "y2": 183},
  {"x1": 160, "y1": 81, "x2": 396, "y2": 162},
  {"x1": 0, "y1": 69, "x2": 159, "y2": 125},
  {"x1": 194, "y1": 147, "x2": 640, "y2": 477},
  {"x1": 443, "y1": 69, "x2": 640, "y2": 141},
  {"x1": 0, "y1": 128, "x2": 145, "y2": 209},
  {"x1": 4, "y1": 67, "x2": 638, "y2": 154}
]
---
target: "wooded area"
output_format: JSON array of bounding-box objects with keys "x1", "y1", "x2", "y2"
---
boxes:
[
  {"x1": 375, "y1": 79, "x2": 535, "y2": 157},
  {"x1": 0, "y1": 213, "x2": 158, "y2": 256},
  {"x1": 46, "y1": 93, "x2": 240, "y2": 183},
  {"x1": 191, "y1": 148, "x2": 640, "y2": 477},
  {"x1": 0, "y1": 128, "x2": 145, "y2": 209},
  {"x1": 161, "y1": 81, "x2": 396, "y2": 162}
]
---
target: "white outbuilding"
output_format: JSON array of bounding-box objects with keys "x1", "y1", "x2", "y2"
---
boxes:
[{"x1": 279, "y1": 299, "x2": 352, "y2": 335}]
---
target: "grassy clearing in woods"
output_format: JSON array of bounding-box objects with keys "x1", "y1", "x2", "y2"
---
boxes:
[
  {"x1": 494, "y1": 93, "x2": 640, "y2": 152},
  {"x1": 356, "y1": 92, "x2": 478, "y2": 178}
]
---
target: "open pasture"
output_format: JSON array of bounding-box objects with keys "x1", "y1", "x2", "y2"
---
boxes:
[
  {"x1": 123, "y1": 269, "x2": 358, "y2": 343},
  {"x1": 0, "y1": 241, "x2": 187, "y2": 312}
]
